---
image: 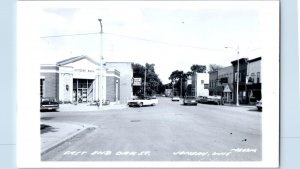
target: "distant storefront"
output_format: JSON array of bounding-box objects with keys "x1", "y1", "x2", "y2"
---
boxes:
[
  {"x1": 207, "y1": 57, "x2": 262, "y2": 105},
  {"x1": 40, "y1": 56, "x2": 134, "y2": 104}
]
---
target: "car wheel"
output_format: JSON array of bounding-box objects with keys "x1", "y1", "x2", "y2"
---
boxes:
[{"x1": 138, "y1": 102, "x2": 143, "y2": 107}]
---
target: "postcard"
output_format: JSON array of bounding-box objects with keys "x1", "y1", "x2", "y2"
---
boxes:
[{"x1": 17, "y1": 0, "x2": 279, "y2": 168}]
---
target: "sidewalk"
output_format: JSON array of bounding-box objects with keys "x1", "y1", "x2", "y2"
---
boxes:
[
  {"x1": 58, "y1": 102, "x2": 127, "y2": 112},
  {"x1": 41, "y1": 121, "x2": 97, "y2": 155},
  {"x1": 222, "y1": 103, "x2": 257, "y2": 109}
]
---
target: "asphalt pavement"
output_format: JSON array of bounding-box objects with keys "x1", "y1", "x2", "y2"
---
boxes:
[{"x1": 41, "y1": 97, "x2": 261, "y2": 161}]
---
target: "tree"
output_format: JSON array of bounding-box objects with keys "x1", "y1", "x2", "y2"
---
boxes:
[
  {"x1": 132, "y1": 63, "x2": 164, "y2": 96},
  {"x1": 190, "y1": 64, "x2": 206, "y2": 73},
  {"x1": 169, "y1": 70, "x2": 184, "y2": 82},
  {"x1": 209, "y1": 64, "x2": 224, "y2": 72},
  {"x1": 168, "y1": 70, "x2": 191, "y2": 97}
]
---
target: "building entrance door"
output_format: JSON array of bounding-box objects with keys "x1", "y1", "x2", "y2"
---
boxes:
[{"x1": 73, "y1": 79, "x2": 94, "y2": 103}]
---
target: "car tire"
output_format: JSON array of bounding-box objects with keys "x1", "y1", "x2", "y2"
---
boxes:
[{"x1": 138, "y1": 102, "x2": 143, "y2": 107}]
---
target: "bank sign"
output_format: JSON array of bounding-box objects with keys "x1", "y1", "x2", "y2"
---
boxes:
[{"x1": 132, "y1": 78, "x2": 142, "y2": 86}]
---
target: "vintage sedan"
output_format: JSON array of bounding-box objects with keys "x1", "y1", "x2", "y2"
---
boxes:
[
  {"x1": 40, "y1": 97, "x2": 59, "y2": 111},
  {"x1": 183, "y1": 96, "x2": 197, "y2": 106},
  {"x1": 127, "y1": 96, "x2": 158, "y2": 107},
  {"x1": 171, "y1": 96, "x2": 180, "y2": 101}
]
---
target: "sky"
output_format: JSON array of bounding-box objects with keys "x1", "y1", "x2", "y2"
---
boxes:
[{"x1": 18, "y1": 1, "x2": 276, "y2": 84}]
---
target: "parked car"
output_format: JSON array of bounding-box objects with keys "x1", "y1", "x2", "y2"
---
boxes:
[
  {"x1": 171, "y1": 96, "x2": 180, "y2": 101},
  {"x1": 127, "y1": 96, "x2": 158, "y2": 107},
  {"x1": 256, "y1": 100, "x2": 262, "y2": 111},
  {"x1": 183, "y1": 96, "x2": 197, "y2": 106},
  {"x1": 207, "y1": 95, "x2": 222, "y2": 105},
  {"x1": 198, "y1": 95, "x2": 222, "y2": 105},
  {"x1": 40, "y1": 97, "x2": 59, "y2": 111},
  {"x1": 196, "y1": 96, "x2": 208, "y2": 103}
]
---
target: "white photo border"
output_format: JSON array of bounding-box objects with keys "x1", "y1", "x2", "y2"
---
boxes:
[{"x1": 17, "y1": 1, "x2": 279, "y2": 168}]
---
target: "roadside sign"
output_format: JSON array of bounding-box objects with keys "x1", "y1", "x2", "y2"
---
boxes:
[
  {"x1": 223, "y1": 84, "x2": 231, "y2": 92},
  {"x1": 133, "y1": 78, "x2": 142, "y2": 86}
]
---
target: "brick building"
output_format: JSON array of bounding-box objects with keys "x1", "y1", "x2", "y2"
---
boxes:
[
  {"x1": 208, "y1": 57, "x2": 262, "y2": 104},
  {"x1": 217, "y1": 66, "x2": 234, "y2": 103},
  {"x1": 208, "y1": 71, "x2": 219, "y2": 95},
  {"x1": 231, "y1": 58, "x2": 249, "y2": 104},
  {"x1": 246, "y1": 57, "x2": 262, "y2": 103}
]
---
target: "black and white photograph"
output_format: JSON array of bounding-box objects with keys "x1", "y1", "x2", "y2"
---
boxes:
[{"x1": 17, "y1": 1, "x2": 279, "y2": 168}]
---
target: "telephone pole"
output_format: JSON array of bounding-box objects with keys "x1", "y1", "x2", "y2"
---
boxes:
[
  {"x1": 225, "y1": 46, "x2": 240, "y2": 106},
  {"x1": 98, "y1": 19, "x2": 103, "y2": 108},
  {"x1": 144, "y1": 65, "x2": 147, "y2": 97}
]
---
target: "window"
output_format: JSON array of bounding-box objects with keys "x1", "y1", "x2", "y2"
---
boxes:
[
  {"x1": 220, "y1": 77, "x2": 228, "y2": 83},
  {"x1": 257, "y1": 72, "x2": 260, "y2": 83},
  {"x1": 235, "y1": 72, "x2": 241, "y2": 82},
  {"x1": 40, "y1": 79, "x2": 45, "y2": 98},
  {"x1": 201, "y1": 80, "x2": 204, "y2": 84},
  {"x1": 235, "y1": 72, "x2": 237, "y2": 82},
  {"x1": 204, "y1": 84, "x2": 209, "y2": 89},
  {"x1": 248, "y1": 77, "x2": 254, "y2": 83}
]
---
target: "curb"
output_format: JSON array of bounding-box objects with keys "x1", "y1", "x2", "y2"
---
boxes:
[
  {"x1": 222, "y1": 104, "x2": 256, "y2": 109},
  {"x1": 41, "y1": 124, "x2": 98, "y2": 155},
  {"x1": 58, "y1": 104, "x2": 127, "y2": 112}
]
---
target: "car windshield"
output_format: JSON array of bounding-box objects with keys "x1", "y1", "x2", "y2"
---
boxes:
[
  {"x1": 185, "y1": 97, "x2": 195, "y2": 99},
  {"x1": 41, "y1": 98, "x2": 57, "y2": 103}
]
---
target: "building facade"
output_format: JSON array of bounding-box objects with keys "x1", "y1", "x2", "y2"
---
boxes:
[
  {"x1": 246, "y1": 57, "x2": 262, "y2": 103},
  {"x1": 217, "y1": 66, "x2": 234, "y2": 103},
  {"x1": 105, "y1": 62, "x2": 134, "y2": 103},
  {"x1": 207, "y1": 57, "x2": 262, "y2": 104},
  {"x1": 40, "y1": 56, "x2": 124, "y2": 104},
  {"x1": 231, "y1": 58, "x2": 249, "y2": 104},
  {"x1": 208, "y1": 71, "x2": 218, "y2": 95},
  {"x1": 191, "y1": 73, "x2": 209, "y2": 97}
]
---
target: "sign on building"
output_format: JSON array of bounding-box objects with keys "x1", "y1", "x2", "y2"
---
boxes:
[{"x1": 132, "y1": 78, "x2": 142, "y2": 86}]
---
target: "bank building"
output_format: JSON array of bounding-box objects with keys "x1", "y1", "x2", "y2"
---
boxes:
[{"x1": 40, "y1": 55, "x2": 133, "y2": 104}]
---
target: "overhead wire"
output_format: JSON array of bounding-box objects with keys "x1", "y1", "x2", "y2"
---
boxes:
[{"x1": 40, "y1": 31, "x2": 225, "y2": 52}]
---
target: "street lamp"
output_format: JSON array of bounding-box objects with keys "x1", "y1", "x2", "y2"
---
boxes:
[
  {"x1": 225, "y1": 46, "x2": 240, "y2": 106},
  {"x1": 98, "y1": 19, "x2": 103, "y2": 109}
]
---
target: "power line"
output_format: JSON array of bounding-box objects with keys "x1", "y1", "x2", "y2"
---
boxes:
[
  {"x1": 104, "y1": 32, "x2": 224, "y2": 51},
  {"x1": 40, "y1": 31, "x2": 224, "y2": 52}
]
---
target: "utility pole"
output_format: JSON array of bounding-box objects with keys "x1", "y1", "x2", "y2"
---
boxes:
[
  {"x1": 172, "y1": 81, "x2": 175, "y2": 96},
  {"x1": 144, "y1": 65, "x2": 147, "y2": 97},
  {"x1": 225, "y1": 46, "x2": 240, "y2": 106},
  {"x1": 180, "y1": 77, "x2": 183, "y2": 97},
  {"x1": 98, "y1": 19, "x2": 103, "y2": 109},
  {"x1": 236, "y1": 46, "x2": 240, "y2": 106}
]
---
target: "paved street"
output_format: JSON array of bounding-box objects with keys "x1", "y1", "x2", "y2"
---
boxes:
[{"x1": 41, "y1": 97, "x2": 261, "y2": 161}]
